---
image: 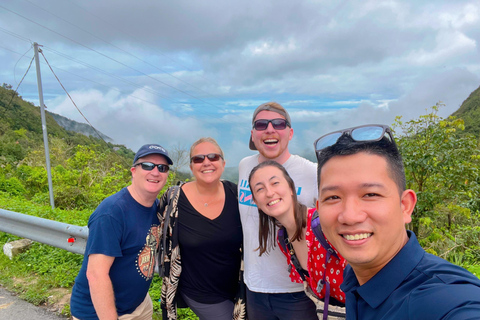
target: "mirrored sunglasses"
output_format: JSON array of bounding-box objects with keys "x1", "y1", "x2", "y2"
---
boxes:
[
  {"x1": 314, "y1": 124, "x2": 395, "y2": 159},
  {"x1": 253, "y1": 118, "x2": 290, "y2": 131},
  {"x1": 134, "y1": 162, "x2": 169, "y2": 173},
  {"x1": 191, "y1": 153, "x2": 223, "y2": 164}
]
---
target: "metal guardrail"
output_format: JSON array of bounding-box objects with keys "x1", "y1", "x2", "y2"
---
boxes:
[{"x1": 0, "y1": 208, "x2": 88, "y2": 255}]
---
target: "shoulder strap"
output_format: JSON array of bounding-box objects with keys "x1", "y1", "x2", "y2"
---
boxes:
[
  {"x1": 311, "y1": 210, "x2": 339, "y2": 260},
  {"x1": 158, "y1": 185, "x2": 181, "y2": 277},
  {"x1": 278, "y1": 227, "x2": 309, "y2": 281},
  {"x1": 310, "y1": 209, "x2": 344, "y2": 320}
]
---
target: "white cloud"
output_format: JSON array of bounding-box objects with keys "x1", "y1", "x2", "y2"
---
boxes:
[{"x1": 1, "y1": 0, "x2": 480, "y2": 168}]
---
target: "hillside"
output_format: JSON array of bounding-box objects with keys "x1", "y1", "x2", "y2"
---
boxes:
[
  {"x1": 452, "y1": 85, "x2": 480, "y2": 137},
  {"x1": 0, "y1": 85, "x2": 133, "y2": 164},
  {"x1": 49, "y1": 112, "x2": 113, "y2": 142}
]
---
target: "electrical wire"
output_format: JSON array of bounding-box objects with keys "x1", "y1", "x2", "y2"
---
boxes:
[
  {"x1": 39, "y1": 47, "x2": 131, "y2": 166},
  {"x1": 23, "y1": 0, "x2": 223, "y2": 106},
  {"x1": 0, "y1": 4, "x2": 224, "y2": 111},
  {"x1": 1, "y1": 53, "x2": 35, "y2": 118},
  {"x1": 63, "y1": 0, "x2": 223, "y2": 92}
]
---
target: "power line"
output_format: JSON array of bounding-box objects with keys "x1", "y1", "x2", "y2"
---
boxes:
[
  {"x1": 42, "y1": 46, "x2": 181, "y2": 105},
  {"x1": 63, "y1": 0, "x2": 223, "y2": 92},
  {"x1": 39, "y1": 45, "x2": 225, "y2": 117},
  {"x1": 39, "y1": 47, "x2": 131, "y2": 166},
  {"x1": 23, "y1": 0, "x2": 223, "y2": 106},
  {"x1": 1, "y1": 42, "x2": 224, "y2": 119},
  {"x1": 0, "y1": 27, "x2": 211, "y2": 114},
  {"x1": 14, "y1": 45, "x2": 34, "y2": 85},
  {"x1": 0, "y1": 52, "x2": 35, "y2": 118},
  {"x1": 0, "y1": 26, "x2": 32, "y2": 43},
  {"x1": 0, "y1": 4, "x2": 224, "y2": 111}
]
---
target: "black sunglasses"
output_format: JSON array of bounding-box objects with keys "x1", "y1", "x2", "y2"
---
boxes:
[
  {"x1": 191, "y1": 153, "x2": 223, "y2": 164},
  {"x1": 253, "y1": 118, "x2": 290, "y2": 131},
  {"x1": 134, "y1": 162, "x2": 170, "y2": 173},
  {"x1": 314, "y1": 124, "x2": 395, "y2": 159}
]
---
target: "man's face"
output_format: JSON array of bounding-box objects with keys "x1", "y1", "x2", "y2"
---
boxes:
[
  {"x1": 251, "y1": 110, "x2": 293, "y2": 163},
  {"x1": 131, "y1": 154, "x2": 169, "y2": 198},
  {"x1": 316, "y1": 152, "x2": 415, "y2": 280}
]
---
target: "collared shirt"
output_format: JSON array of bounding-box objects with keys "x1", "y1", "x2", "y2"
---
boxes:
[{"x1": 341, "y1": 230, "x2": 480, "y2": 320}]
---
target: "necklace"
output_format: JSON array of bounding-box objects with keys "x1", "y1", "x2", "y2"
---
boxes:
[{"x1": 195, "y1": 182, "x2": 220, "y2": 207}]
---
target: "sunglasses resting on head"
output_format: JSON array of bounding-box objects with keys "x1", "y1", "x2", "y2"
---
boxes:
[{"x1": 314, "y1": 124, "x2": 395, "y2": 160}]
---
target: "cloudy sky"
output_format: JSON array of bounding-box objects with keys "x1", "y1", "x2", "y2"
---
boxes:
[{"x1": 1, "y1": 0, "x2": 479, "y2": 168}]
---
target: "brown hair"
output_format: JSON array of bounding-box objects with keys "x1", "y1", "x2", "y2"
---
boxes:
[{"x1": 248, "y1": 160, "x2": 307, "y2": 256}]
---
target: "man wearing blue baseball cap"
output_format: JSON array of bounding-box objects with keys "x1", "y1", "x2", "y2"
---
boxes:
[{"x1": 71, "y1": 144, "x2": 173, "y2": 320}]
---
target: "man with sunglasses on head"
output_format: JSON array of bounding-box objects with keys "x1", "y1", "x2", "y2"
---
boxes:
[
  {"x1": 314, "y1": 125, "x2": 480, "y2": 319},
  {"x1": 238, "y1": 102, "x2": 318, "y2": 320},
  {"x1": 71, "y1": 144, "x2": 173, "y2": 320}
]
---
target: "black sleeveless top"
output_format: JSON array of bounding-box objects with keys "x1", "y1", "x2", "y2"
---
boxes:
[{"x1": 177, "y1": 180, "x2": 243, "y2": 303}]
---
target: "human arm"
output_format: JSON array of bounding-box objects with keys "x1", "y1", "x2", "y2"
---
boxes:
[{"x1": 86, "y1": 253, "x2": 117, "y2": 320}]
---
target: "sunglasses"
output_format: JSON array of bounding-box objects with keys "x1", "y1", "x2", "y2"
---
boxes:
[
  {"x1": 253, "y1": 118, "x2": 290, "y2": 131},
  {"x1": 314, "y1": 124, "x2": 395, "y2": 159},
  {"x1": 134, "y1": 162, "x2": 170, "y2": 173},
  {"x1": 191, "y1": 153, "x2": 223, "y2": 164}
]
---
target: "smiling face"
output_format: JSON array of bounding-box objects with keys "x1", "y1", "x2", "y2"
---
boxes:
[
  {"x1": 250, "y1": 165, "x2": 294, "y2": 220},
  {"x1": 316, "y1": 152, "x2": 416, "y2": 283},
  {"x1": 131, "y1": 153, "x2": 169, "y2": 198},
  {"x1": 251, "y1": 110, "x2": 293, "y2": 164},
  {"x1": 190, "y1": 141, "x2": 225, "y2": 184}
]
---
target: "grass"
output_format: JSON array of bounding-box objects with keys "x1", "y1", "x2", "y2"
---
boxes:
[{"x1": 0, "y1": 193, "x2": 198, "y2": 319}]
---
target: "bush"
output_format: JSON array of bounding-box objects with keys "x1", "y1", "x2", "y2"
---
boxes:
[{"x1": 0, "y1": 175, "x2": 26, "y2": 196}]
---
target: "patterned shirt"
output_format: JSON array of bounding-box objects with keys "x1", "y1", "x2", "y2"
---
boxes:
[{"x1": 278, "y1": 208, "x2": 347, "y2": 303}]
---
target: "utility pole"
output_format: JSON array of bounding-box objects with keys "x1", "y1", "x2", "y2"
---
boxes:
[{"x1": 34, "y1": 42, "x2": 55, "y2": 209}]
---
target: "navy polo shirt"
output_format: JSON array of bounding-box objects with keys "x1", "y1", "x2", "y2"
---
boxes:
[{"x1": 341, "y1": 231, "x2": 480, "y2": 320}]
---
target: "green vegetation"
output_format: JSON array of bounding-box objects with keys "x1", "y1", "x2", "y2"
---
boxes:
[
  {"x1": 1, "y1": 84, "x2": 479, "y2": 317},
  {"x1": 453, "y1": 85, "x2": 480, "y2": 137},
  {"x1": 394, "y1": 103, "x2": 480, "y2": 274},
  {"x1": 0, "y1": 85, "x2": 195, "y2": 318}
]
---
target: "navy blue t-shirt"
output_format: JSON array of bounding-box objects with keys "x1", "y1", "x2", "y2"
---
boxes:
[{"x1": 70, "y1": 187, "x2": 160, "y2": 320}]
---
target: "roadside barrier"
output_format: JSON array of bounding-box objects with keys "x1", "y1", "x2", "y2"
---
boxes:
[{"x1": 0, "y1": 208, "x2": 88, "y2": 255}]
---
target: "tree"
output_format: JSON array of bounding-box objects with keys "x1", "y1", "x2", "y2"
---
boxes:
[
  {"x1": 167, "y1": 143, "x2": 192, "y2": 183},
  {"x1": 393, "y1": 103, "x2": 480, "y2": 264}
]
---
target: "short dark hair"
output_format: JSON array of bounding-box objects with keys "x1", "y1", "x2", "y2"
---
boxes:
[
  {"x1": 248, "y1": 160, "x2": 307, "y2": 256},
  {"x1": 317, "y1": 135, "x2": 406, "y2": 194}
]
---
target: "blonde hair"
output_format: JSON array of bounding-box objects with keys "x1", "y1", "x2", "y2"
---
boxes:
[{"x1": 189, "y1": 137, "x2": 224, "y2": 159}]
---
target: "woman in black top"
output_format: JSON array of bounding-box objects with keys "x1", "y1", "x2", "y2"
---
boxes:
[{"x1": 160, "y1": 137, "x2": 243, "y2": 320}]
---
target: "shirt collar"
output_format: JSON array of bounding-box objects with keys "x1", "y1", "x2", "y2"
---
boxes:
[{"x1": 341, "y1": 230, "x2": 425, "y2": 308}]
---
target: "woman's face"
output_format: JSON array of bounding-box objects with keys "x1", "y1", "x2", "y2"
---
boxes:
[
  {"x1": 190, "y1": 142, "x2": 225, "y2": 184},
  {"x1": 250, "y1": 165, "x2": 294, "y2": 219}
]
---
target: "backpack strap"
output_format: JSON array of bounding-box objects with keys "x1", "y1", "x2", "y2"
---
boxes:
[
  {"x1": 310, "y1": 209, "x2": 343, "y2": 320},
  {"x1": 311, "y1": 210, "x2": 339, "y2": 260},
  {"x1": 278, "y1": 227, "x2": 309, "y2": 281}
]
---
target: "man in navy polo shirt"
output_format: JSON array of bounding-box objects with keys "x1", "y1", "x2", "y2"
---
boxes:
[
  {"x1": 71, "y1": 144, "x2": 173, "y2": 320},
  {"x1": 313, "y1": 124, "x2": 480, "y2": 319}
]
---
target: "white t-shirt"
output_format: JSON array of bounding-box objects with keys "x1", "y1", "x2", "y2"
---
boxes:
[{"x1": 238, "y1": 154, "x2": 318, "y2": 293}]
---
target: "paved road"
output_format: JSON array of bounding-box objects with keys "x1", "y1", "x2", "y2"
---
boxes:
[{"x1": 0, "y1": 286, "x2": 68, "y2": 320}]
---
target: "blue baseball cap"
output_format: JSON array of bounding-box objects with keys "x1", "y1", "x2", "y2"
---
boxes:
[{"x1": 133, "y1": 144, "x2": 173, "y2": 165}]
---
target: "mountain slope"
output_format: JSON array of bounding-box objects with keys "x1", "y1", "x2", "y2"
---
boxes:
[
  {"x1": 452, "y1": 85, "x2": 480, "y2": 137},
  {"x1": 49, "y1": 112, "x2": 112, "y2": 142},
  {"x1": 0, "y1": 85, "x2": 133, "y2": 164}
]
